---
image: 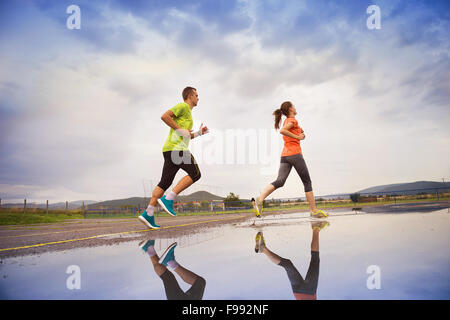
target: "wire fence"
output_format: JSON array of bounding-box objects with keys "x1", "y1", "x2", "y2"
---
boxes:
[
  {"x1": 1, "y1": 186, "x2": 448, "y2": 218},
  {"x1": 81, "y1": 186, "x2": 449, "y2": 218}
]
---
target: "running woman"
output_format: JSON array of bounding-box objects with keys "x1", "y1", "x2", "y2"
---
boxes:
[
  {"x1": 252, "y1": 101, "x2": 327, "y2": 218},
  {"x1": 139, "y1": 87, "x2": 209, "y2": 229}
]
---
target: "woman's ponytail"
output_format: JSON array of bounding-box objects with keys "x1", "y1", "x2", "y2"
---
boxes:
[
  {"x1": 273, "y1": 101, "x2": 293, "y2": 130},
  {"x1": 273, "y1": 109, "x2": 282, "y2": 130}
]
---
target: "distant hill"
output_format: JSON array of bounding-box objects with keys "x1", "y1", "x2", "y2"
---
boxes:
[
  {"x1": 1, "y1": 200, "x2": 98, "y2": 209},
  {"x1": 357, "y1": 181, "x2": 449, "y2": 195},
  {"x1": 88, "y1": 191, "x2": 224, "y2": 208},
  {"x1": 177, "y1": 191, "x2": 224, "y2": 202},
  {"x1": 2, "y1": 181, "x2": 447, "y2": 209}
]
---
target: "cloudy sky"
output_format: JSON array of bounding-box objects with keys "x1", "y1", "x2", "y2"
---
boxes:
[{"x1": 0, "y1": 0, "x2": 449, "y2": 203}]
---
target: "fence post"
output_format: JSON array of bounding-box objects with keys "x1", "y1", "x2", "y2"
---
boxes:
[
  {"x1": 24, "y1": 198, "x2": 26, "y2": 214},
  {"x1": 46, "y1": 200, "x2": 49, "y2": 214},
  {"x1": 65, "y1": 201, "x2": 68, "y2": 213},
  {"x1": 82, "y1": 201, "x2": 85, "y2": 218}
]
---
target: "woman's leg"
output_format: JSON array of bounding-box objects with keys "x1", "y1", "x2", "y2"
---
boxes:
[
  {"x1": 305, "y1": 191, "x2": 317, "y2": 213},
  {"x1": 262, "y1": 246, "x2": 282, "y2": 265},
  {"x1": 258, "y1": 184, "x2": 275, "y2": 203},
  {"x1": 289, "y1": 154, "x2": 319, "y2": 213},
  {"x1": 260, "y1": 159, "x2": 292, "y2": 202}
]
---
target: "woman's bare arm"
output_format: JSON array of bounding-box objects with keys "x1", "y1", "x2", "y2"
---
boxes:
[{"x1": 279, "y1": 122, "x2": 305, "y2": 140}]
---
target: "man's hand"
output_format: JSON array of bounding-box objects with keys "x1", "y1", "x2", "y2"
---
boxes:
[
  {"x1": 193, "y1": 123, "x2": 209, "y2": 138},
  {"x1": 199, "y1": 123, "x2": 209, "y2": 135},
  {"x1": 298, "y1": 132, "x2": 306, "y2": 140}
]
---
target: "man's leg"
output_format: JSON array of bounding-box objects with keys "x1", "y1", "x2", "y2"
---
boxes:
[
  {"x1": 141, "y1": 240, "x2": 184, "y2": 300},
  {"x1": 172, "y1": 175, "x2": 194, "y2": 195},
  {"x1": 139, "y1": 152, "x2": 179, "y2": 228},
  {"x1": 166, "y1": 151, "x2": 201, "y2": 202},
  {"x1": 158, "y1": 241, "x2": 206, "y2": 300},
  {"x1": 165, "y1": 259, "x2": 206, "y2": 300},
  {"x1": 149, "y1": 186, "x2": 164, "y2": 207},
  {"x1": 158, "y1": 268, "x2": 187, "y2": 300},
  {"x1": 147, "y1": 151, "x2": 180, "y2": 208},
  {"x1": 150, "y1": 253, "x2": 167, "y2": 277}
]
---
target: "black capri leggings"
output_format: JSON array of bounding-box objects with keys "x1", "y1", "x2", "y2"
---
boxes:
[
  {"x1": 157, "y1": 151, "x2": 201, "y2": 191},
  {"x1": 278, "y1": 251, "x2": 320, "y2": 295},
  {"x1": 160, "y1": 270, "x2": 206, "y2": 300},
  {"x1": 271, "y1": 154, "x2": 313, "y2": 192}
]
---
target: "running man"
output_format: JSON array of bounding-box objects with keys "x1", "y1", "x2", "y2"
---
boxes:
[
  {"x1": 139, "y1": 87, "x2": 209, "y2": 229},
  {"x1": 139, "y1": 239, "x2": 206, "y2": 300},
  {"x1": 252, "y1": 101, "x2": 328, "y2": 218}
]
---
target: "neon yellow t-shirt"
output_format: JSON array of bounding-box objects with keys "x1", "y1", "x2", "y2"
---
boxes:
[{"x1": 162, "y1": 102, "x2": 193, "y2": 152}]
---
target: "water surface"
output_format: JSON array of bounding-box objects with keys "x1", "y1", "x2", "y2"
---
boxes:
[{"x1": 1, "y1": 210, "x2": 449, "y2": 299}]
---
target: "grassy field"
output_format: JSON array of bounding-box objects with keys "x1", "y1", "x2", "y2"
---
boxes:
[
  {"x1": 0, "y1": 208, "x2": 83, "y2": 225},
  {"x1": 1, "y1": 196, "x2": 448, "y2": 225}
]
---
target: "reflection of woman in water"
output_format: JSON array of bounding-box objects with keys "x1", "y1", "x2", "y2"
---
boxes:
[
  {"x1": 140, "y1": 239, "x2": 206, "y2": 300},
  {"x1": 254, "y1": 221, "x2": 328, "y2": 300}
]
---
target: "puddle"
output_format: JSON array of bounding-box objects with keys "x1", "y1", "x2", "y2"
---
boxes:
[{"x1": 0, "y1": 209, "x2": 449, "y2": 299}]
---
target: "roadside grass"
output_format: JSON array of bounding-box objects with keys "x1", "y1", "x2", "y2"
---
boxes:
[
  {"x1": 0, "y1": 208, "x2": 83, "y2": 225},
  {"x1": 1, "y1": 196, "x2": 448, "y2": 225}
]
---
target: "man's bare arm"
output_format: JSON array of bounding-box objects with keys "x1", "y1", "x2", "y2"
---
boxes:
[
  {"x1": 161, "y1": 110, "x2": 180, "y2": 130},
  {"x1": 161, "y1": 110, "x2": 191, "y2": 138}
]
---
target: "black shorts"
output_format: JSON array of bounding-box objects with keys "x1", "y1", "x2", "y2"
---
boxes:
[
  {"x1": 160, "y1": 270, "x2": 206, "y2": 300},
  {"x1": 157, "y1": 151, "x2": 201, "y2": 191}
]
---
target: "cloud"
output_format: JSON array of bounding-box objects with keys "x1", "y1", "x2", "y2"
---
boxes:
[{"x1": 0, "y1": 0, "x2": 449, "y2": 202}]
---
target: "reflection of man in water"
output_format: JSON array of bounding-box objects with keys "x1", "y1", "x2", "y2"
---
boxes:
[
  {"x1": 254, "y1": 221, "x2": 329, "y2": 300},
  {"x1": 140, "y1": 239, "x2": 206, "y2": 300}
]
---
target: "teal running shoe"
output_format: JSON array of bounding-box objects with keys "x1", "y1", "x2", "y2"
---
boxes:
[
  {"x1": 158, "y1": 195, "x2": 177, "y2": 216},
  {"x1": 138, "y1": 210, "x2": 161, "y2": 229},
  {"x1": 139, "y1": 239, "x2": 155, "y2": 253},
  {"x1": 159, "y1": 242, "x2": 177, "y2": 266}
]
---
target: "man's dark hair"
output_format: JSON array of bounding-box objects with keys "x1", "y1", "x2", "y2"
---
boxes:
[{"x1": 182, "y1": 87, "x2": 196, "y2": 101}]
